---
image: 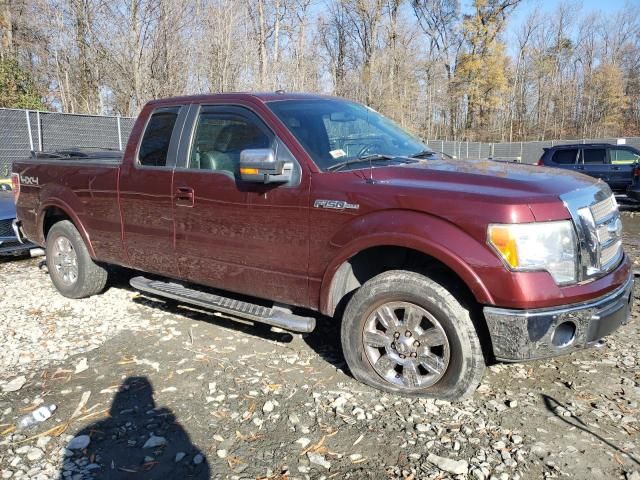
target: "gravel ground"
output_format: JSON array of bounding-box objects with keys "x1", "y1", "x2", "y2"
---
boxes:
[{"x1": 0, "y1": 212, "x2": 639, "y2": 480}]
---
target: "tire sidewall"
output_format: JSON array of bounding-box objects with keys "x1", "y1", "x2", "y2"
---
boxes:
[
  {"x1": 341, "y1": 271, "x2": 484, "y2": 399},
  {"x1": 46, "y1": 222, "x2": 89, "y2": 298}
]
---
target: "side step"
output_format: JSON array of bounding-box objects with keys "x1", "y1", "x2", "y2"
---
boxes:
[{"x1": 130, "y1": 276, "x2": 316, "y2": 333}]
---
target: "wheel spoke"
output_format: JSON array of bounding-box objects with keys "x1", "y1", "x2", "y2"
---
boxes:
[
  {"x1": 419, "y1": 328, "x2": 446, "y2": 347},
  {"x1": 362, "y1": 300, "x2": 450, "y2": 391},
  {"x1": 52, "y1": 236, "x2": 78, "y2": 285},
  {"x1": 404, "y1": 305, "x2": 422, "y2": 330},
  {"x1": 364, "y1": 331, "x2": 390, "y2": 348},
  {"x1": 376, "y1": 305, "x2": 399, "y2": 330},
  {"x1": 402, "y1": 361, "x2": 419, "y2": 388},
  {"x1": 374, "y1": 354, "x2": 397, "y2": 374},
  {"x1": 419, "y1": 351, "x2": 446, "y2": 375}
]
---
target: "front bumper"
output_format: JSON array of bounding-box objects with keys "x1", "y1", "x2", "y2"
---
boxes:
[
  {"x1": 627, "y1": 187, "x2": 640, "y2": 202},
  {"x1": 0, "y1": 219, "x2": 35, "y2": 255},
  {"x1": 484, "y1": 273, "x2": 635, "y2": 361}
]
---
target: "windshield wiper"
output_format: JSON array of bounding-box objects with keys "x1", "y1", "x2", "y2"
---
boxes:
[
  {"x1": 409, "y1": 150, "x2": 437, "y2": 159},
  {"x1": 326, "y1": 154, "x2": 397, "y2": 172}
]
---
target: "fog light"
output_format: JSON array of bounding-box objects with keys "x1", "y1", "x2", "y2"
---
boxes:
[{"x1": 551, "y1": 321, "x2": 576, "y2": 347}]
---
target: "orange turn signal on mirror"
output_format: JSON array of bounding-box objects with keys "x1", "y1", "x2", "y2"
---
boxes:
[
  {"x1": 488, "y1": 225, "x2": 519, "y2": 268},
  {"x1": 240, "y1": 167, "x2": 260, "y2": 175}
]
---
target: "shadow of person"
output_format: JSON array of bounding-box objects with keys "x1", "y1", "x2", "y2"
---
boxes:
[
  {"x1": 61, "y1": 376, "x2": 210, "y2": 479},
  {"x1": 542, "y1": 393, "x2": 639, "y2": 466}
]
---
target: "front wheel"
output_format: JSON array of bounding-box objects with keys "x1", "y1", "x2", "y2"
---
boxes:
[
  {"x1": 46, "y1": 220, "x2": 108, "y2": 299},
  {"x1": 341, "y1": 270, "x2": 485, "y2": 400}
]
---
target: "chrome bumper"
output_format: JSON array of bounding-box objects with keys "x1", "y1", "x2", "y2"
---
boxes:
[
  {"x1": 484, "y1": 274, "x2": 635, "y2": 361},
  {"x1": 0, "y1": 219, "x2": 36, "y2": 255},
  {"x1": 12, "y1": 219, "x2": 25, "y2": 243}
]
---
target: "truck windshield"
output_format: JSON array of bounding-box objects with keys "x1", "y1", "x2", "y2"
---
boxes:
[{"x1": 267, "y1": 99, "x2": 431, "y2": 171}]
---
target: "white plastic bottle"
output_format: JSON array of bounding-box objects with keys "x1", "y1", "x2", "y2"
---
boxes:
[{"x1": 17, "y1": 404, "x2": 57, "y2": 429}]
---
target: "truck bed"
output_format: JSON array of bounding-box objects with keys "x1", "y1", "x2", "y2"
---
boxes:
[
  {"x1": 13, "y1": 153, "x2": 125, "y2": 265},
  {"x1": 29, "y1": 148, "x2": 123, "y2": 164}
]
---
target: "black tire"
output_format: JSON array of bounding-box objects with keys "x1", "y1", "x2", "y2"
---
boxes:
[
  {"x1": 46, "y1": 220, "x2": 108, "y2": 299},
  {"x1": 341, "y1": 270, "x2": 485, "y2": 400}
]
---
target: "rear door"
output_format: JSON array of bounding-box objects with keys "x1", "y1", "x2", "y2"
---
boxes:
[
  {"x1": 119, "y1": 105, "x2": 187, "y2": 275},
  {"x1": 608, "y1": 147, "x2": 640, "y2": 192},
  {"x1": 579, "y1": 147, "x2": 610, "y2": 184},
  {"x1": 172, "y1": 104, "x2": 310, "y2": 306}
]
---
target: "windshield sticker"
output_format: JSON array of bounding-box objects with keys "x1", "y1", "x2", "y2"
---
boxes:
[{"x1": 329, "y1": 149, "x2": 346, "y2": 159}]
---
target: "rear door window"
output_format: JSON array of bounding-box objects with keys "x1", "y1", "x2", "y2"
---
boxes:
[
  {"x1": 582, "y1": 149, "x2": 607, "y2": 164},
  {"x1": 552, "y1": 149, "x2": 578, "y2": 164},
  {"x1": 139, "y1": 108, "x2": 180, "y2": 167}
]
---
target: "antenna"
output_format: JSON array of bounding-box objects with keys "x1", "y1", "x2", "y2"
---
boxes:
[{"x1": 368, "y1": 156, "x2": 374, "y2": 183}]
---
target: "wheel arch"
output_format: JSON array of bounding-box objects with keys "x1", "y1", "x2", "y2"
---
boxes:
[
  {"x1": 39, "y1": 200, "x2": 96, "y2": 258},
  {"x1": 320, "y1": 234, "x2": 495, "y2": 318}
]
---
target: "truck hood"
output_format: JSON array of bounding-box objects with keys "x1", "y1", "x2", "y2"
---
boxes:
[
  {"x1": 353, "y1": 158, "x2": 607, "y2": 230},
  {"x1": 379, "y1": 158, "x2": 601, "y2": 201}
]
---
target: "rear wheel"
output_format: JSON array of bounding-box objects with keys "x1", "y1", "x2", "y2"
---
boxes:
[
  {"x1": 46, "y1": 220, "x2": 108, "y2": 299},
  {"x1": 341, "y1": 270, "x2": 485, "y2": 399}
]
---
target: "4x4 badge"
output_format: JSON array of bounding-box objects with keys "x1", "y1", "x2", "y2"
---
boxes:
[
  {"x1": 20, "y1": 175, "x2": 39, "y2": 186},
  {"x1": 314, "y1": 199, "x2": 359, "y2": 210}
]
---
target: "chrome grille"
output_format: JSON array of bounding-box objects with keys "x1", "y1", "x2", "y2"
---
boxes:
[
  {"x1": 0, "y1": 219, "x2": 15, "y2": 238},
  {"x1": 591, "y1": 196, "x2": 623, "y2": 273},
  {"x1": 561, "y1": 184, "x2": 623, "y2": 282},
  {"x1": 601, "y1": 240, "x2": 622, "y2": 267},
  {"x1": 590, "y1": 195, "x2": 617, "y2": 223}
]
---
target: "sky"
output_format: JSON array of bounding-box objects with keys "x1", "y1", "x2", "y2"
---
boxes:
[{"x1": 505, "y1": 0, "x2": 634, "y2": 35}]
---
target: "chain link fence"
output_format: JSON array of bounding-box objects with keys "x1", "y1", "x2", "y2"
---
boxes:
[
  {"x1": 424, "y1": 138, "x2": 640, "y2": 165},
  {"x1": 0, "y1": 108, "x2": 134, "y2": 177},
  {"x1": 1, "y1": 107, "x2": 640, "y2": 176}
]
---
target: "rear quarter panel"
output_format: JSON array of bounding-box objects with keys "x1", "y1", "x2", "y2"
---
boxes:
[{"x1": 13, "y1": 161, "x2": 125, "y2": 264}]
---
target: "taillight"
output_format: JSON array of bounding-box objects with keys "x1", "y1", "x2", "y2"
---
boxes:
[
  {"x1": 537, "y1": 157, "x2": 544, "y2": 166},
  {"x1": 634, "y1": 166, "x2": 640, "y2": 177},
  {"x1": 11, "y1": 172, "x2": 20, "y2": 203}
]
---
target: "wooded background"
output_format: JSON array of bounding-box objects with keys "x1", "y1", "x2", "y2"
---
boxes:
[{"x1": 0, "y1": 0, "x2": 638, "y2": 142}]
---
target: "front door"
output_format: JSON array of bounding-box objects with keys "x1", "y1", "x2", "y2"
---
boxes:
[
  {"x1": 579, "y1": 147, "x2": 610, "y2": 184},
  {"x1": 172, "y1": 104, "x2": 310, "y2": 307},
  {"x1": 608, "y1": 147, "x2": 639, "y2": 192},
  {"x1": 119, "y1": 105, "x2": 186, "y2": 275}
]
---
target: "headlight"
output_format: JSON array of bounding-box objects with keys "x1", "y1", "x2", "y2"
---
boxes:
[{"x1": 488, "y1": 221, "x2": 577, "y2": 285}]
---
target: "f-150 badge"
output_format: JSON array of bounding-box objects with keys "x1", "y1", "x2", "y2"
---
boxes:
[{"x1": 314, "y1": 199, "x2": 359, "y2": 210}]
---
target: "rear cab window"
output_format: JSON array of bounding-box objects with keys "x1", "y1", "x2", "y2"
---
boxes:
[
  {"x1": 552, "y1": 149, "x2": 578, "y2": 165},
  {"x1": 138, "y1": 107, "x2": 181, "y2": 167}
]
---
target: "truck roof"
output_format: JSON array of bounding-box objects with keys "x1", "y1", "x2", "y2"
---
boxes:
[{"x1": 146, "y1": 92, "x2": 339, "y2": 107}]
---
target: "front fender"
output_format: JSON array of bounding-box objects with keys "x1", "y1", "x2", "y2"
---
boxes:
[{"x1": 319, "y1": 210, "x2": 501, "y2": 315}]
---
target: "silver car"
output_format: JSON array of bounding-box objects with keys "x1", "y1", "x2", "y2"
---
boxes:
[{"x1": 0, "y1": 186, "x2": 36, "y2": 255}]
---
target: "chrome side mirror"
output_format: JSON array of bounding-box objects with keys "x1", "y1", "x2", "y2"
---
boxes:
[{"x1": 239, "y1": 148, "x2": 291, "y2": 184}]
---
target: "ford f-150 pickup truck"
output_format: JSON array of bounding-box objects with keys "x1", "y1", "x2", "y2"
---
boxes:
[{"x1": 12, "y1": 93, "x2": 634, "y2": 399}]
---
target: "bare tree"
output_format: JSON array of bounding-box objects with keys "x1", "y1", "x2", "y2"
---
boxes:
[{"x1": 1, "y1": 0, "x2": 638, "y2": 139}]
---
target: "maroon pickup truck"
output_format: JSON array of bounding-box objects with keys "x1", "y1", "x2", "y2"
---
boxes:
[{"x1": 12, "y1": 93, "x2": 634, "y2": 399}]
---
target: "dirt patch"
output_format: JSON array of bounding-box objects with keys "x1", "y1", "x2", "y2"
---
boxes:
[{"x1": 0, "y1": 213, "x2": 639, "y2": 480}]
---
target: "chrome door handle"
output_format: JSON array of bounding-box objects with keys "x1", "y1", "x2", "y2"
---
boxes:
[{"x1": 175, "y1": 187, "x2": 194, "y2": 206}]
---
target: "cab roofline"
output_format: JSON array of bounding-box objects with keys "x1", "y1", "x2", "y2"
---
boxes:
[{"x1": 145, "y1": 92, "x2": 342, "y2": 107}]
